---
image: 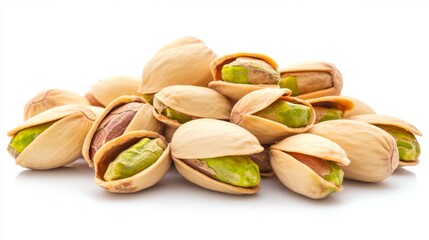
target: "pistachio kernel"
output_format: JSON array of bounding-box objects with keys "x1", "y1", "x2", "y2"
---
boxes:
[
  {"x1": 376, "y1": 124, "x2": 421, "y2": 161},
  {"x1": 161, "y1": 107, "x2": 193, "y2": 124},
  {"x1": 221, "y1": 57, "x2": 280, "y2": 85},
  {"x1": 314, "y1": 107, "x2": 344, "y2": 123},
  {"x1": 279, "y1": 76, "x2": 300, "y2": 95},
  {"x1": 254, "y1": 100, "x2": 311, "y2": 128}
]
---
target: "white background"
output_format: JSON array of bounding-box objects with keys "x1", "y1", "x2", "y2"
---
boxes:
[{"x1": 1, "y1": 0, "x2": 428, "y2": 239}]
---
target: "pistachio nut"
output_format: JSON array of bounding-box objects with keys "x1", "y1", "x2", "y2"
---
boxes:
[
  {"x1": 270, "y1": 133, "x2": 350, "y2": 199},
  {"x1": 249, "y1": 145, "x2": 273, "y2": 177},
  {"x1": 139, "y1": 37, "x2": 217, "y2": 95},
  {"x1": 209, "y1": 52, "x2": 281, "y2": 102},
  {"x1": 7, "y1": 104, "x2": 98, "y2": 170},
  {"x1": 309, "y1": 120, "x2": 399, "y2": 182},
  {"x1": 349, "y1": 114, "x2": 422, "y2": 166},
  {"x1": 343, "y1": 96, "x2": 376, "y2": 118},
  {"x1": 230, "y1": 88, "x2": 315, "y2": 144},
  {"x1": 153, "y1": 85, "x2": 232, "y2": 128},
  {"x1": 94, "y1": 131, "x2": 170, "y2": 193},
  {"x1": 279, "y1": 62, "x2": 343, "y2": 99},
  {"x1": 307, "y1": 96, "x2": 354, "y2": 123},
  {"x1": 171, "y1": 119, "x2": 264, "y2": 194},
  {"x1": 82, "y1": 95, "x2": 163, "y2": 167},
  {"x1": 85, "y1": 76, "x2": 140, "y2": 107},
  {"x1": 24, "y1": 89, "x2": 90, "y2": 120}
]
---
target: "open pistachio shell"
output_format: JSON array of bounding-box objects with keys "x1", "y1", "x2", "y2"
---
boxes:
[
  {"x1": 230, "y1": 88, "x2": 315, "y2": 144},
  {"x1": 139, "y1": 37, "x2": 217, "y2": 95},
  {"x1": 7, "y1": 104, "x2": 98, "y2": 170},
  {"x1": 171, "y1": 119, "x2": 263, "y2": 194},
  {"x1": 24, "y1": 89, "x2": 90, "y2": 120},
  {"x1": 82, "y1": 95, "x2": 163, "y2": 167},
  {"x1": 308, "y1": 96, "x2": 354, "y2": 122},
  {"x1": 153, "y1": 85, "x2": 232, "y2": 128},
  {"x1": 209, "y1": 52, "x2": 280, "y2": 102},
  {"x1": 309, "y1": 120, "x2": 399, "y2": 182},
  {"x1": 343, "y1": 96, "x2": 376, "y2": 118},
  {"x1": 349, "y1": 114, "x2": 422, "y2": 166},
  {"x1": 85, "y1": 76, "x2": 140, "y2": 107},
  {"x1": 94, "y1": 131, "x2": 170, "y2": 193},
  {"x1": 270, "y1": 133, "x2": 350, "y2": 199},
  {"x1": 279, "y1": 62, "x2": 342, "y2": 99}
]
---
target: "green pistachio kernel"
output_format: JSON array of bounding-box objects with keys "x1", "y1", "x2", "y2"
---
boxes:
[
  {"x1": 254, "y1": 100, "x2": 311, "y2": 128},
  {"x1": 376, "y1": 125, "x2": 421, "y2": 161},
  {"x1": 279, "y1": 76, "x2": 300, "y2": 96},
  {"x1": 222, "y1": 65, "x2": 250, "y2": 84},
  {"x1": 142, "y1": 94, "x2": 154, "y2": 105},
  {"x1": 161, "y1": 107, "x2": 193, "y2": 124},
  {"x1": 7, "y1": 122, "x2": 54, "y2": 158},
  {"x1": 316, "y1": 108, "x2": 344, "y2": 123},
  {"x1": 200, "y1": 156, "x2": 261, "y2": 187},
  {"x1": 104, "y1": 138, "x2": 167, "y2": 181},
  {"x1": 221, "y1": 57, "x2": 280, "y2": 84},
  {"x1": 323, "y1": 161, "x2": 344, "y2": 187}
]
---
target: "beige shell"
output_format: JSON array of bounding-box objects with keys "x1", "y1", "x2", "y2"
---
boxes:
[
  {"x1": 349, "y1": 114, "x2": 422, "y2": 166},
  {"x1": 86, "y1": 76, "x2": 140, "y2": 107},
  {"x1": 230, "y1": 88, "x2": 315, "y2": 144},
  {"x1": 343, "y1": 96, "x2": 376, "y2": 118},
  {"x1": 139, "y1": 38, "x2": 217, "y2": 94},
  {"x1": 209, "y1": 52, "x2": 280, "y2": 102},
  {"x1": 157, "y1": 36, "x2": 203, "y2": 52},
  {"x1": 82, "y1": 95, "x2": 163, "y2": 167},
  {"x1": 309, "y1": 120, "x2": 399, "y2": 182},
  {"x1": 153, "y1": 85, "x2": 232, "y2": 128},
  {"x1": 270, "y1": 133, "x2": 350, "y2": 199},
  {"x1": 171, "y1": 119, "x2": 263, "y2": 194},
  {"x1": 279, "y1": 62, "x2": 343, "y2": 99},
  {"x1": 94, "y1": 131, "x2": 170, "y2": 193},
  {"x1": 8, "y1": 104, "x2": 97, "y2": 170},
  {"x1": 24, "y1": 89, "x2": 89, "y2": 120}
]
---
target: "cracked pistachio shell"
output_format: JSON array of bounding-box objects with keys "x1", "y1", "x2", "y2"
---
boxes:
[
  {"x1": 309, "y1": 120, "x2": 399, "y2": 182},
  {"x1": 82, "y1": 95, "x2": 163, "y2": 167},
  {"x1": 94, "y1": 131, "x2": 170, "y2": 193},
  {"x1": 349, "y1": 114, "x2": 422, "y2": 166},
  {"x1": 153, "y1": 85, "x2": 232, "y2": 128},
  {"x1": 270, "y1": 133, "x2": 350, "y2": 199},
  {"x1": 7, "y1": 104, "x2": 98, "y2": 170},
  {"x1": 85, "y1": 76, "x2": 140, "y2": 107},
  {"x1": 308, "y1": 96, "x2": 354, "y2": 122},
  {"x1": 209, "y1": 52, "x2": 280, "y2": 102},
  {"x1": 230, "y1": 88, "x2": 315, "y2": 144},
  {"x1": 343, "y1": 96, "x2": 376, "y2": 118},
  {"x1": 279, "y1": 62, "x2": 342, "y2": 99},
  {"x1": 171, "y1": 119, "x2": 263, "y2": 194},
  {"x1": 139, "y1": 37, "x2": 217, "y2": 95},
  {"x1": 24, "y1": 89, "x2": 90, "y2": 120}
]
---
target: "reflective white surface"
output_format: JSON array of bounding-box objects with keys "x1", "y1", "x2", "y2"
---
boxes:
[{"x1": 1, "y1": 0, "x2": 428, "y2": 240}]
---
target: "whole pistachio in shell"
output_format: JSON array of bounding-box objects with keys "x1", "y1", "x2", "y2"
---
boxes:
[
  {"x1": 24, "y1": 89, "x2": 90, "y2": 120},
  {"x1": 279, "y1": 62, "x2": 342, "y2": 99},
  {"x1": 85, "y1": 76, "x2": 140, "y2": 107},
  {"x1": 309, "y1": 120, "x2": 399, "y2": 182},
  {"x1": 343, "y1": 96, "x2": 376, "y2": 118},
  {"x1": 139, "y1": 36, "x2": 217, "y2": 96},
  {"x1": 270, "y1": 134, "x2": 350, "y2": 199},
  {"x1": 307, "y1": 96, "x2": 354, "y2": 123},
  {"x1": 209, "y1": 52, "x2": 281, "y2": 102},
  {"x1": 7, "y1": 104, "x2": 98, "y2": 170},
  {"x1": 153, "y1": 85, "x2": 232, "y2": 128},
  {"x1": 82, "y1": 95, "x2": 163, "y2": 167},
  {"x1": 94, "y1": 131, "x2": 170, "y2": 193},
  {"x1": 230, "y1": 88, "x2": 315, "y2": 144},
  {"x1": 171, "y1": 119, "x2": 264, "y2": 194},
  {"x1": 349, "y1": 114, "x2": 422, "y2": 166}
]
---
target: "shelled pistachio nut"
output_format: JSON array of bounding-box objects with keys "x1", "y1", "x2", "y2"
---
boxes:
[
  {"x1": 94, "y1": 131, "x2": 170, "y2": 193},
  {"x1": 7, "y1": 104, "x2": 98, "y2": 170},
  {"x1": 249, "y1": 145, "x2": 273, "y2": 177},
  {"x1": 85, "y1": 76, "x2": 140, "y2": 107},
  {"x1": 171, "y1": 119, "x2": 263, "y2": 194},
  {"x1": 270, "y1": 134, "x2": 350, "y2": 199},
  {"x1": 309, "y1": 120, "x2": 399, "y2": 182},
  {"x1": 24, "y1": 89, "x2": 90, "y2": 120},
  {"x1": 83, "y1": 95, "x2": 163, "y2": 167},
  {"x1": 349, "y1": 114, "x2": 422, "y2": 166},
  {"x1": 209, "y1": 52, "x2": 281, "y2": 102},
  {"x1": 153, "y1": 85, "x2": 232, "y2": 128},
  {"x1": 343, "y1": 96, "x2": 376, "y2": 118},
  {"x1": 230, "y1": 88, "x2": 315, "y2": 144},
  {"x1": 307, "y1": 96, "x2": 354, "y2": 123},
  {"x1": 139, "y1": 37, "x2": 217, "y2": 97},
  {"x1": 279, "y1": 62, "x2": 342, "y2": 99}
]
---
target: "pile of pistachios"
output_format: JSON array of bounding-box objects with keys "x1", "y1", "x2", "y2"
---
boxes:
[{"x1": 6, "y1": 36, "x2": 422, "y2": 199}]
